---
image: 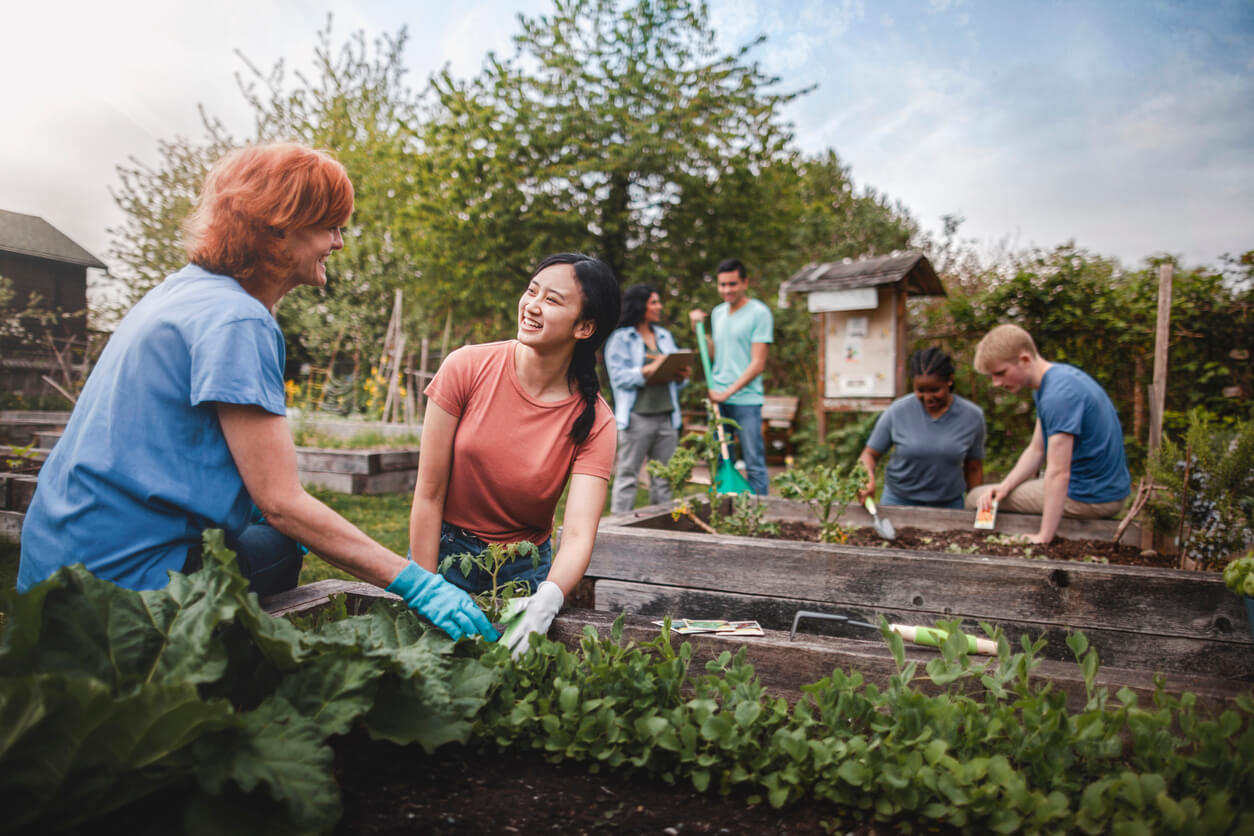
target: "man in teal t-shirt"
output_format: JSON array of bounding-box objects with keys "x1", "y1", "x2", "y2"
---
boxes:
[
  {"x1": 965, "y1": 324, "x2": 1130, "y2": 543},
  {"x1": 688, "y1": 258, "x2": 774, "y2": 495}
]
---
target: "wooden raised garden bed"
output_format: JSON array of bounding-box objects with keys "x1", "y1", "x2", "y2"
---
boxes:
[
  {"x1": 262, "y1": 578, "x2": 1249, "y2": 714},
  {"x1": 0, "y1": 410, "x2": 70, "y2": 445},
  {"x1": 583, "y1": 498, "x2": 1252, "y2": 701},
  {"x1": 294, "y1": 446, "x2": 419, "y2": 495}
]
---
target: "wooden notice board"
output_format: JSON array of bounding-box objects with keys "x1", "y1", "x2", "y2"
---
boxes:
[{"x1": 822, "y1": 285, "x2": 897, "y2": 400}]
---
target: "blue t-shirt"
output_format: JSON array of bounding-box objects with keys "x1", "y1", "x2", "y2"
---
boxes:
[
  {"x1": 1034, "y1": 364, "x2": 1130, "y2": 504},
  {"x1": 867, "y1": 393, "x2": 986, "y2": 505},
  {"x1": 710, "y1": 298, "x2": 773, "y2": 406},
  {"x1": 18, "y1": 264, "x2": 287, "y2": 592}
]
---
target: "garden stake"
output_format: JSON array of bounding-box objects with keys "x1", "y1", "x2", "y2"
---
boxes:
[{"x1": 788, "y1": 610, "x2": 996, "y2": 655}]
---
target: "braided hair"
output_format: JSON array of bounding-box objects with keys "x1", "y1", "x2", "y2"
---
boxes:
[
  {"x1": 908, "y1": 346, "x2": 956, "y2": 387},
  {"x1": 528, "y1": 253, "x2": 621, "y2": 444}
]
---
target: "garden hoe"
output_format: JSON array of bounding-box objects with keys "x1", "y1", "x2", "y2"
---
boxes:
[
  {"x1": 789, "y1": 610, "x2": 997, "y2": 655},
  {"x1": 694, "y1": 320, "x2": 753, "y2": 496},
  {"x1": 863, "y1": 496, "x2": 896, "y2": 541}
]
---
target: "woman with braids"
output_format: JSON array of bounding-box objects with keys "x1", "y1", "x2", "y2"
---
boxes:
[
  {"x1": 604, "y1": 283, "x2": 690, "y2": 513},
  {"x1": 409, "y1": 253, "x2": 620, "y2": 656},
  {"x1": 856, "y1": 347, "x2": 986, "y2": 508}
]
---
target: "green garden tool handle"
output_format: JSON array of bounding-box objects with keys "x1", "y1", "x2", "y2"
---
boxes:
[
  {"x1": 694, "y1": 319, "x2": 733, "y2": 460},
  {"x1": 695, "y1": 320, "x2": 715, "y2": 383},
  {"x1": 891, "y1": 624, "x2": 997, "y2": 656}
]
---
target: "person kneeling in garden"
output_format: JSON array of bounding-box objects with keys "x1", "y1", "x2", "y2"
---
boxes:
[
  {"x1": 408, "y1": 253, "x2": 620, "y2": 657},
  {"x1": 17, "y1": 143, "x2": 496, "y2": 643},
  {"x1": 965, "y1": 324, "x2": 1130, "y2": 543}
]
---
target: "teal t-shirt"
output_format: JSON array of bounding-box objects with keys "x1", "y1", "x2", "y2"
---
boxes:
[
  {"x1": 710, "y1": 298, "x2": 773, "y2": 406},
  {"x1": 1034, "y1": 364, "x2": 1130, "y2": 504},
  {"x1": 18, "y1": 264, "x2": 287, "y2": 592}
]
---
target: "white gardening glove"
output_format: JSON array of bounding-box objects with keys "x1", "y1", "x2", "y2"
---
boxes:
[{"x1": 501, "y1": 580, "x2": 564, "y2": 659}]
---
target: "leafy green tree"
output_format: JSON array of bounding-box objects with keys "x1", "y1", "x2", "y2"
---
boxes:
[
  {"x1": 417, "y1": 0, "x2": 806, "y2": 334},
  {"x1": 107, "y1": 115, "x2": 237, "y2": 315},
  {"x1": 235, "y1": 22, "x2": 429, "y2": 370}
]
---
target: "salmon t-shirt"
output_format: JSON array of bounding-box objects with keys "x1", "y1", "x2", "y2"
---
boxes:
[{"x1": 425, "y1": 340, "x2": 616, "y2": 544}]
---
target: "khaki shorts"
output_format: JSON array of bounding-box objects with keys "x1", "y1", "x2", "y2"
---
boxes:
[{"x1": 964, "y1": 480, "x2": 1125, "y2": 519}]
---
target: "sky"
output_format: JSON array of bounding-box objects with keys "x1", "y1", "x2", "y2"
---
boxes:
[{"x1": 3, "y1": 0, "x2": 1252, "y2": 292}]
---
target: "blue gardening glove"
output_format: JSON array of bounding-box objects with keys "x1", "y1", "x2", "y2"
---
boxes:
[
  {"x1": 501, "y1": 581, "x2": 564, "y2": 659},
  {"x1": 386, "y1": 562, "x2": 500, "y2": 642}
]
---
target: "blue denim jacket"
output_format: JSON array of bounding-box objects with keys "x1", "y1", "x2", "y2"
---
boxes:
[{"x1": 604, "y1": 324, "x2": 686, "y2": 430}]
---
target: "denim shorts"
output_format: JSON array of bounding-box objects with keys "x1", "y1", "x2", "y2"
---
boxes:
[{"x1": 436, "y1": 522, "x2": 552, "y2": 595}]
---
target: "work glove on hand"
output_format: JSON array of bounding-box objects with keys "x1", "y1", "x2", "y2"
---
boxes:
[
  {"x1": 386, "y1": 562, "x2": 500, "y2": 642},
  {"x1": 502, "y1": 580, "x2": 564, "y2": 659}
]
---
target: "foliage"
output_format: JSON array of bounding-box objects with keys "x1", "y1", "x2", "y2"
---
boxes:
[
  {"x1": 773, "y1": 461, "x2": 867, "y2": 543},
  {"x1": 919, "y1": 243, "x2": 1254, "y2": 474},
  {"x1": 647, "y1": 402, "x2": 775, "y2": 536},
  {"x1": 0, "y1": 531, "x2": 499, "y2": 835},
  {"x1": 1224, "y1": 552, "x2": 1254, "y2": 598},
  {"x1": 418, "y1": 0, "x2": 804, "y2": 327},
  {"x1": 1146, "y1": 411, "x2": 1254, "y2": 568},
  {"x1": 5, "y1": 534, "x2": 1254, "y2": 834},
  {"x1": 239, "y1": 21, "x2": 431, "y2": 373},
  {"x1": 439, "y1": 541, "x2": 543, "y2": 622},
  {"x1": 484, "y1": 618, "x2": 1254, "y2": 834},
  {"x1": 107, "y1": 115, "x2": 238, "y2": 316}
]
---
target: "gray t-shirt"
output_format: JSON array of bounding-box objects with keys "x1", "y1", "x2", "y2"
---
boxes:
[{"x1": 866, "y1": 393, "x2": 986, "y2": 504}]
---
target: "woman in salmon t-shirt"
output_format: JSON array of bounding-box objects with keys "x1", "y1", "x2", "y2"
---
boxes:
[{"x1": 409, "y1": 252, "x2": 620, "y2": 656}]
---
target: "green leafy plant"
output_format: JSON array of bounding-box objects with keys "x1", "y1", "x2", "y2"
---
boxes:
[
  {"x1": 1147, "y1": 410, "x2": 1254, "y2": 569},
  {"x1": 439, "y1": 540, "x2": 542, "y2": 621},
  {"x1": 1224, "y1": 551, "x2": 1254, "y2": 598},
  {"x1": 772, "y1": 462, "x2": 867, "y2": 543},
  {"x1": 3, "y1": 442, "x2": 36, "y2": 471},
  {"x1": 647, "y1": 405, "x2": 776, "y2": 537}
]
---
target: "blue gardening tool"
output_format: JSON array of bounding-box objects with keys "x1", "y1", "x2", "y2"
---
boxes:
[{"x1": 695, "y1": 320, "x2": 754, "y2": 495}]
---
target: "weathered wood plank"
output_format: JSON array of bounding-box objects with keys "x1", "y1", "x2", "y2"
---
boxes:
[
  {"x1": 604, "y1": 497, "x2": 1142, "y2": 545},
  {"x1": 4, "y1": 475, "x2": 39, "y2": 513},
  {"x1": 261, "y1": 579, "x2": 396, "y2": 616},
  {"x1": 294, "y1": 447, "x2": 420, "y2": 475},
  {"x1": 593, "y1": 579, "x2": 1254, "y2": 680},
  {"x1": 588, "y1": 526, "x2": 1243, "y2": 644},
  {"x1": 0, "y1": 510, "x2": 23, "y2": 543},
  {"x1": 0, "y1": 410, "x2": 72, "y2": 424},
  {"x1": 298, "y1": 467, "x2": 417, "y2": 495}
]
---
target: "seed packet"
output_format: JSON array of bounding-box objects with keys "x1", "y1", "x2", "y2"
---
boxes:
[{"x1": 974, "y1": 500, "x2": 998, "y2": 530}]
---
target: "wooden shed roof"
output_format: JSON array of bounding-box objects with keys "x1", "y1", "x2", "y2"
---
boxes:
[
  {"x1": 0, "y1": 209, "x2": 106, "y2": 269},
  {"x1": 781, "y1": 251, "x2": 944, "y2": 297}
]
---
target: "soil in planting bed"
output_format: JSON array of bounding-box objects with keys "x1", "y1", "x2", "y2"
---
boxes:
[
  {"x1": 332, "y1": 731, "x2": 939, "y2": 835},
  {"x1": 672, "y1": 517, "x2": 1181, "y2": 570}
]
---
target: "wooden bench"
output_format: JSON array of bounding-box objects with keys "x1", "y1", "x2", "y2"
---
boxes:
[{"x1": 761, "y1": 395, "x2": 799, "y2": 463}]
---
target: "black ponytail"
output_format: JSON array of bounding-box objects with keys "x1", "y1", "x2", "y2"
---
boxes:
[{"x1": 528, "y1": 253, "x2": 621, "y2": 444}]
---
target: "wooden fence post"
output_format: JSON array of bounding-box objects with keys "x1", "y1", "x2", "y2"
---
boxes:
[{"x1": 1144, "y1": 264, "x2": 1173, "y2": 551}]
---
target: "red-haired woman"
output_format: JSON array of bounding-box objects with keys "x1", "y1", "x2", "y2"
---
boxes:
[{"x1": 18, "y1": 143, "x2": 496, "y2": 642}]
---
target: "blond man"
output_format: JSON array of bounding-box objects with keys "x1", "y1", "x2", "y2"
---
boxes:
[{"x1": 966, "y1": 325, "x2": 1129, "y2": 543}]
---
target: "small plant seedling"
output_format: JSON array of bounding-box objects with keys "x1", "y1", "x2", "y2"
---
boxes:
[
  {"x1": 773, "y1": 461, "x2": 867, "y2": 543},
  {"x1": 439, "y1": 540, "x2": 542, "y2": 621},
  {"x1": 4, "y1": 442, "x2": 36, "y2": 471}
]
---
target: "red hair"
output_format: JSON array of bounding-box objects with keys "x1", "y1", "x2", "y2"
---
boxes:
[{"x1": 183, "y1": 143, "x2": 354, "y2": 288}]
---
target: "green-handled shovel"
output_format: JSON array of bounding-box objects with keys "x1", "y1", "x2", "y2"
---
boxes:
[{"x1": 695, "y1": 320, "x2": 754, "y2": 495}]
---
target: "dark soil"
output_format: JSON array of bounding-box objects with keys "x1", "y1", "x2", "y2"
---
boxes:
[
  {"x1": 332, "y1": 732, "x2": 929, "y2": 835},
  {"x1": 777, "y1": 522, "x2": 1177, "y2": 569}
]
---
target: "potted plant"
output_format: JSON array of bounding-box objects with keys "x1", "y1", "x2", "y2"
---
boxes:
[{"x1": 1223, "y1": 550, "x2": 1254, "y2": 637}]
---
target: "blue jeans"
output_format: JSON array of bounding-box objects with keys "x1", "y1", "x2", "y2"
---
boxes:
[
  {"x1": 719, "y1": 402, "x2": 768, "y2": 495},
  {"x1": 183, "y1": 522, "x2": 304, "y2": 596},
  {"x1": 435, "y1": 522, "x2": 552, "y2": 595},
  {"x1": 879, "y1": 486, "x2": 964, "y2": 509}
]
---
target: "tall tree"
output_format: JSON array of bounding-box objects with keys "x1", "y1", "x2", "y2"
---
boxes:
[{"x1": 417, "y1": 0, "x2": 806, "y2": 332}]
